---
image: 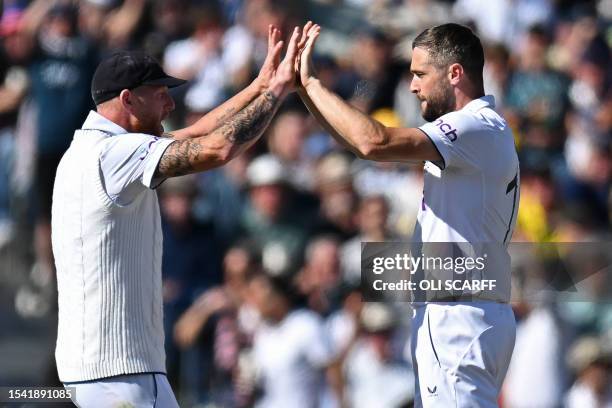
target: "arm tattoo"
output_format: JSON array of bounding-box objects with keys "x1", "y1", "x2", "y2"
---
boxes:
[
  {"x1": 221, "y1": 91, "x2": 279, "y2": 144},
  {"x1": 155, "y1": 138, "x2": 202, "y2": 178},
  {"x1": 212, "y1": 107, "x2": 237, "y2": 131},
  {"x1": 155, "y1": 91, "x2": 279, "y2": 178}
]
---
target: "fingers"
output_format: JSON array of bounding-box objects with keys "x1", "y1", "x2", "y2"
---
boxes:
[
  {"x1": 264, "y1": 25, "x2": 283, "y2": 66},
  {"x1": 267, "y1": 25, "x2": 281, "y2": 51},
  {"x1": 272, "y1": 40, "x2": 284, "y2": 65},
  {"x1": 302, "y1": 24, "x2": 321, "y2": 61},
  {"x1": 298, "y1": 21, "x2": 313, "y2": 51},
  {"x1": 283, "y1": 26, "x2": 301, "y2": 63}
]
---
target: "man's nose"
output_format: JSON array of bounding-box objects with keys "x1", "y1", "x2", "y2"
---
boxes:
[{"x1": 409, "y1": 76, "x2": 419, "y2": 94}]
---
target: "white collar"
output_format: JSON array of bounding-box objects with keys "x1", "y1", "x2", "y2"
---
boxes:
[
  {"x1": 462, "y1": 95, "x2": 496, "y2": 113},
  {"x1": 81, "y1": 110, "x2": 128, "y2": 135}
]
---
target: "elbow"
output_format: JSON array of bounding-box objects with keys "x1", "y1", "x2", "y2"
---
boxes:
[
  {"x1": 356, "y1": 126, "x2": 388, "y2": 160},
  {"x1": 355, "y1": 142, "x2": 376, "y2": 159}
]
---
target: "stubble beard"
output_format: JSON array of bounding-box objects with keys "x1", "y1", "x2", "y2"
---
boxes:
[{"x1": 421, "y1": 81, "x2": 456, "y2": 122}]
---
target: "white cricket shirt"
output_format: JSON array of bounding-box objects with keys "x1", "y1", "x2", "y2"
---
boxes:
[
  {"x1": 52, "y1": 110, "x2": 174, "y2": 381},
  {"x1": 414, "y1": 95, "x2": 519, "y2": 302}
]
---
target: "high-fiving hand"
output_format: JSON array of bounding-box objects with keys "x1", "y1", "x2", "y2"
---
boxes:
[
  {"x1": 296, "y1": 21, "x2": 321, "y2": 90},
  {"x1": 266, "y1": 26, "x2": 302, "y2": 98}
]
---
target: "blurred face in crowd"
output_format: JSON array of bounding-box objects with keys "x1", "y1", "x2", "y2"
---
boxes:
[
  {"x1": 305, "y1": 239, "x2": 340, "y2": 289},
  {"x1": 223, "y1": 247, "x2": 252, "y2": 285},
  {"x1": 160, "y1": 192, "x2": 193, "y2": 226},
  {"x1": 366, "y1": 332, "x2": 393, "y2": 362},
  {"x1": 248, "y1": 275, "x2": 286, "y2": 322},
  {"x1": 125, "y1": 85, "x2": 175, "y2": 136},
  {"x1": 352, "y1": 35, "x2": 390, "y2": 79},
  {"x1": 520, "y1": 32, "x2": 548, "y2": 71},
  {"x1": 410, "y1": 47, "x2": 456, "y2": 122},
  {"x1": 249, "y1": 184, "x2": 285, "y2": 221},
  {"x1": 269, "y1": 112, "x2": 308, "y2": 162},
  {"x1": 358, "y1": 196, "x2": 389, "y2": 236}
]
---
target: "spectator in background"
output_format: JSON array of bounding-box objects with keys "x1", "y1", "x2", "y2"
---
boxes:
[
  {"x1": 159, "y1": 175, "x2": 223, "y2": 389},
  {"x1": 248, "y1": 272, "x2": 338, "y2": 408},
  {"x1": 505, "y1": 25, "x2": 569, "y2": 154},
  {"x1": 503, "y1": 298, "x2": 568, "y2": 407},
  {"x1": 144, "y1": 0, "x2": 194, "y2": 59},
  {"x1": 174, "y1": 242, "x2": 261, "y2": 406},
  {"x1": 343, "y1": 303, "x2": 414, "y2": 408},
  {"x1": 452, "y1": 0, "x2": 552, "y2": 49},
  {"x1": 267, "y1": 108, "x2": 316, "y2": 192},
  {"x1": 24, "y1": 2, "x2": 97, "y2": 304},
  {"x1": 483, "y1": 43, "x2": 511, "y2": 109},
  {"x1": 312, "y1": 152, "x2": 358, "y2": 240},
  {"x1": 296, "y1": 235, "x2": 343, "y2": 316},
  {"x1": 516, "y1": 165, "x2": 557, "y2": 242},
  {"x1": 78, "y1": 0, "x2": 147, "y2": 52},
  {"x1": 341, "y1": 195, "x2": 393, "y2": 284},
  {"x1": 335, "y1": 27, "x2": 403, "y2": 113},
  {"x1": 565, "y1": 336, "x2": 612, "y2": 408},
  {"x1": 166, "y1": 2, "x2": 255, "y2": 109},
  {"x1": 242, "y1": 154, "x2": 311, "y2": 276},
  {"x1": 0, "y1": 4, "x2": 29, "y2": 247}
]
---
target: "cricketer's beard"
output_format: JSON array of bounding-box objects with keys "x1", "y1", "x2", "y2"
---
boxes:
[{"x1": 421, "y1": 80, "x2": 456, "y2": 122}]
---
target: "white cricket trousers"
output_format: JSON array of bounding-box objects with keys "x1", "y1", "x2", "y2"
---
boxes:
[
  {"x1": 411, "y1": 302, "x2": 516, "y2": 408},
  {"x1": 64, "y1": 373, "x2": 180, "y2": 408}
]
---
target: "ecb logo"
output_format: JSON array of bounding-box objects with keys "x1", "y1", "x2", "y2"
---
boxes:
[{"x1": 434, "y1": 118, "x2": 457, "y2": 142}]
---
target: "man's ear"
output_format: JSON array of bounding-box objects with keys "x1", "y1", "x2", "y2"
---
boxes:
[
  {"x1": 448, "y1": 63, "x2": 463, "y2": 86},
  {"x1": 118, "y1": 89, "x2": 133, "y2": 112}
]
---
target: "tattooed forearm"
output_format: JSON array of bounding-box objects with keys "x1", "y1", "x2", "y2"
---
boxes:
[
  {"x1": 155, "y1": 138, "x2": 202, "y2": 178},
  {"x1": 155, "y1": 90, "x2": 280, "y2": 178},
  {"x1": 221, "y1": 91, "x2": 279, "y2": 144},
  {"x1": 212, "y1": 107, "x2": 237, "y2": 131}
]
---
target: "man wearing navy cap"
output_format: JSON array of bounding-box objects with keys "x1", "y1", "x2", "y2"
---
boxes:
[{"x1": 52, "y1": 25, "x2": 301, "y2": 407}]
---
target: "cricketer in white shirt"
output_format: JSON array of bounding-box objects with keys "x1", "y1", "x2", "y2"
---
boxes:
[
  {"x1": 52, "y1": 111, "x2": 179, "y2": 407},
  {"x1": 409, "y1": 95, "x2": 519, "y2": 408}
]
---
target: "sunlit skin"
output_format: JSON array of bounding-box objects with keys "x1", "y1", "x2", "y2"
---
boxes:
[
  {"x1": 127, "y1": 85, "x2": 176, "y2": 136},
  {"x1": 409, "y1": 47, "x2": 456, "y2": 122}
]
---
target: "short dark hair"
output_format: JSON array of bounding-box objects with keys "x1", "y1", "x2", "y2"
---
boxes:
[{"x1": 412, "y1": 23, "x2": 484, "y2": 88}]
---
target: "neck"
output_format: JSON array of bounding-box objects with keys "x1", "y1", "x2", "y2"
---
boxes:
[
  {"x1": 454, "y1": 87, "x2": 485, "y2": 111},
  {"x1": 97, "y1": 104, "x2": 132, "y2": 132}
]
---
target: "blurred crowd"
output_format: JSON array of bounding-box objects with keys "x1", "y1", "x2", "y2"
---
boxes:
[{"x1": 0, "y1": 0, "x2": 611, "y2": 407}]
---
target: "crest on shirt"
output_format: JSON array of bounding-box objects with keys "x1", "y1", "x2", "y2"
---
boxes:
[{"x1": 138, "y1": 137, "x2": 159, "y2": 160}]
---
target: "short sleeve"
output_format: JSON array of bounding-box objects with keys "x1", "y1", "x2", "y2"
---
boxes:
[
  {"x1": 418, "y1": 111, "x2": 480, "y2": 170},
  {"x1": 99, "y1": 134, "x2": 174, "y2": 205}
]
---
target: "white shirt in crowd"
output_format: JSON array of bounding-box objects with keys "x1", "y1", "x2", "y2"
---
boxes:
[{"x1": 253, "y1": 309, "x2": 334, "y2": 408}]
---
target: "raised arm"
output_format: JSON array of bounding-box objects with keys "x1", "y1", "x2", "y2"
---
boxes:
[
  {"x1": 296, "y1": 24, "x2": 441, "y2": 163},
  {"x1": 154, "y1": 27, "x2": 302, "y2": 178},
  {"x1": 169, "y1": 25, "x2": 284, "y2": 141}
]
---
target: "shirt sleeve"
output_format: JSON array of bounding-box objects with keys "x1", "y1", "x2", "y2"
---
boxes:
[
  {"x1": 418, "y1": 111, "x2": 480, "y2": 170},
  {"x1": 99, "y1": 134, "x2": 174, "y2": 205}
]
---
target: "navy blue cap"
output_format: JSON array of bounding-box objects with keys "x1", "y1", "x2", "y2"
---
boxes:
[{"x1": 91, "y1": 50, "x2": 186, "y2": 105}]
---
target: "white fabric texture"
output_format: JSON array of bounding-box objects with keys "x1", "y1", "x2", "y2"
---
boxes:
[
  {"x1": 66, "y1": 373, "x2": 179, "y2": 408},
  {"x1": 411, "y1": 302, "x2": 516, "y2": 408},
  {"x1": 52, "y1": 111, "x2": 172, "y2": 382},
  {"x1": 253, "y1": 309, "x2": 334, "y2": 408}
]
